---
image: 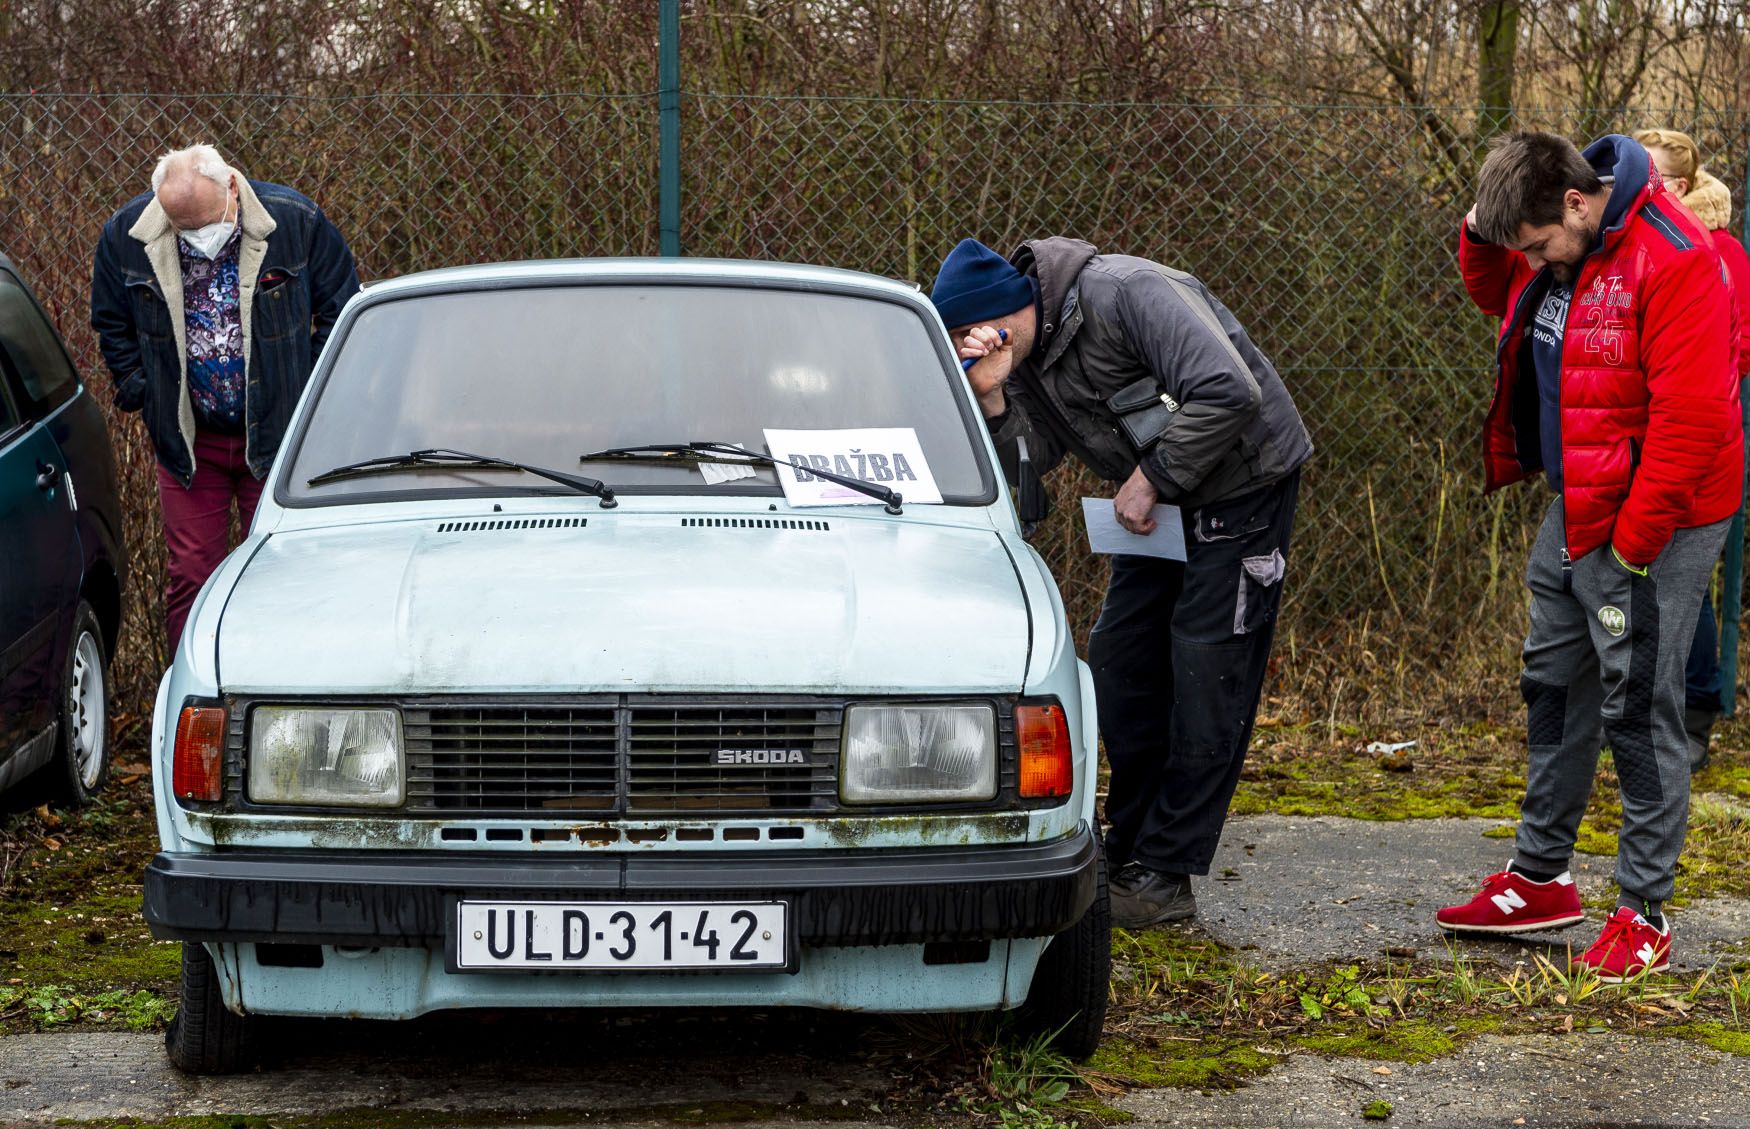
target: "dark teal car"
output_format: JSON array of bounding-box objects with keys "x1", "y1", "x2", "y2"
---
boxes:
[{"x1": 0, "y1": 253, "x2": 125, "y2": 805}]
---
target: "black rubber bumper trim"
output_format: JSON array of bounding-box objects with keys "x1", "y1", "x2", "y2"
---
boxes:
[{"x1": 142, "y1": 826, "x2": 1098, "y2": 948}]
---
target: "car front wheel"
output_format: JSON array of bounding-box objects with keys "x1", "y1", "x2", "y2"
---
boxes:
[
  {"x1": 165, "y1": 943, "x2": 258, "y2": 1074},
  {"x1": 1014, "y1": 840, "x2": 1111, "y2": 1059}
]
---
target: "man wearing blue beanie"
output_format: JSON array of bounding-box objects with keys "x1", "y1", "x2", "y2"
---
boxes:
[{"x1": 931, "y1": 236, "x2": 1312, "y2": 928}]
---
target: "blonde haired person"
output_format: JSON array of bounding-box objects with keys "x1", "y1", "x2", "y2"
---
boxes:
[
  {"x1": 1633, "y1": 128, "x2": 1750, "y2": 770},
  {"x1": 1635, "y1": 129, "x2": 1750, "y2": 366}
]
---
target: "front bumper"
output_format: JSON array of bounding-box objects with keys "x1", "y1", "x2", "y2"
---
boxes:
[{"x1": 143, "y1": 825, "x2": 1098, "y2": 949}]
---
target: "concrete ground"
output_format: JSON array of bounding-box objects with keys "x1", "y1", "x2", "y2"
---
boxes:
[
  {"x1": 4, "y1": 815, "x2": 1748, "y2": 1128},
  {"x1": 1120, "y1": 1030, "x2": 1750, "y2": 1128},
  {"x1": 1194, "y1": 815, "x2": 1750, "y2": 972}
]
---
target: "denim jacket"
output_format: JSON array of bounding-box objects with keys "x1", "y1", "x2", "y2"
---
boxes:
[{"x1": 90, "y1": 176, "x2": 360, "y2": 484}]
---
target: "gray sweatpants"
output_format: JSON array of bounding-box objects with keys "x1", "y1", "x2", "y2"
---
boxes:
[{"x1": 1516, "y1": 498, "x2": 1729, "y2": 904}]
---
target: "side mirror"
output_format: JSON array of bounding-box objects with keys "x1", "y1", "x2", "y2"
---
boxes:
[{"x1": 1016, "y1": 437, "x2": 1048, "y2": 526}]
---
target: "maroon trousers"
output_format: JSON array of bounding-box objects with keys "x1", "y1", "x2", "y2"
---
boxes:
[{"x1": 156, "y1": 431, "x2": 263, "y2": 648}]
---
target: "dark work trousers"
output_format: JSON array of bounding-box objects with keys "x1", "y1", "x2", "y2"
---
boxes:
[
  {"x1": 1685, "y1": 597, "x2": 1722, "y2": 712},
  {"x1": 1093, "y1": 469, "x2": 1300, "y2": 876}
]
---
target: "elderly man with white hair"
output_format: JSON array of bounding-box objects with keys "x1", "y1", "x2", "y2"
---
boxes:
[{"x1": 91, "y1": 145, "x2": 359, "y2": 650}]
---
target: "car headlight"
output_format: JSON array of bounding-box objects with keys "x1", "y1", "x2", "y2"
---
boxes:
[
  {"x1": 841, "y1": 704, "x2": 996, "y2": 803},
  {"x1": 248, "y1": 707, "x2": 404, "y2": 807}
]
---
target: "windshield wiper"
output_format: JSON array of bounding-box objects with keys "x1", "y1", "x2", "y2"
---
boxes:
[
  {"x1": 309, "y1": 447, "x2": 616, "y2": 507},
  {"x1": 579, "y1": 441, "x2": 902, "y2": 514}
]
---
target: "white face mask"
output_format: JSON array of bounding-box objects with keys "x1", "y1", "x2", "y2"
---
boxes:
[{"x1": 179, "y1": 189, "x2": 237, "y2": 260}]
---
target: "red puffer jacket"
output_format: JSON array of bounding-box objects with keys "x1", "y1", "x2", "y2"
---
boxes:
[{"x1": 1460, "y1": 135, "x2": 1744, "y2": 564}]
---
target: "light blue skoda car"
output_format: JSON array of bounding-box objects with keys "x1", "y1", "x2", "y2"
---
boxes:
[{"x1": 142, "y1": 259, "x2": 1108, "y2": 1072}]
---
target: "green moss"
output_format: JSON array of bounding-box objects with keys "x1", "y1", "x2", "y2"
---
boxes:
[
  {"x1": 1480, "y1": 825, "x2": 1515, "y2": 839},
  {"x1": 1657, "y1": 1023, "x2": 1750, "y2": 1056},
  {"x1": 1231, "y1": 728, "x2": 1523, "y2": 823},
  {"x1": 1362, "y1": 1098, "x2": 1393, "y2": 1120},
  {"x1": 1114, "y1": 926, "x2": 1229, "y2": 966},
  {"x1": 1088, "y1": 1036, "x2": 1277, "y2": 1090},
  {"x1": 1693, "y1": 735, "x2": 1750, "y2": 800},
  {"x1": 2, "y1": 890, "x2": 180, "y2": 995},
  {"x1": 1572, "y1": 820, "x2": 1617, "y2": 857},
  {"x1": 1290, "y1": 1017, "x2": 1498, "y2": 1062},
  {"x1": 1232, "y1": 776, "x2": 1519, "y2": 822},
  {"x1": 1063, "y1": 1098, "x2": 1135, "y2": 1124}
]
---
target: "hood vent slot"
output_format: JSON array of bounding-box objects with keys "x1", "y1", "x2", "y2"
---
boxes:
[
  {"x1": 680, "y1": 517, "x2": 829, "y2": 531},
  {"x1": 436, "y1": 517, "x2": 588, "y2": 533}
]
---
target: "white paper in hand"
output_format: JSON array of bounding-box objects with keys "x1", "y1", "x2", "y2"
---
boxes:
[
  {"x1": 763, "y1": 428, "x2": 943, "y2": 507},
  {"x1": 1080, "y1": 497, "x2": 1186, "y2": 560}
]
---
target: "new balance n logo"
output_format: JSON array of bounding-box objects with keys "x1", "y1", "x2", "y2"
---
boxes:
[
  {"x1": 1490, "y1": 888, "x2": 1528, "y2": 915},
  {"x1": 1636, "y1": 943, "x2": 1658, "y2": 965}
]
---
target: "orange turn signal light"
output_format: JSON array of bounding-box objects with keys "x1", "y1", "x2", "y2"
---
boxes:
[
  {"x1": 173, "y1": 705, "x2": 227, "y2": 802},
  {"x1": 1016, "y1": 704, "x2": 1073, "y2": 798}
]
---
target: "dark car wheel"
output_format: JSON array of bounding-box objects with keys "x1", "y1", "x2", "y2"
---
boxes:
[
  {"x1": 1014, "y1": 840, "x2": 1111, "y2": 1060},
  {"x1": 165, "y1": 942, "x2": 258, "y2": 1074},
  {"x1": 52, "y1": 600, "x2": 109, "y2": 805}
]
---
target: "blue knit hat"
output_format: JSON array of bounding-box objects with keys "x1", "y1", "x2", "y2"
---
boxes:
[{"x1": 930, "y1": 238, "x2": 1034, "y2": 328}]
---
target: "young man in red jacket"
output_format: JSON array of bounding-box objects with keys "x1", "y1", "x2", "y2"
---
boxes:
[{"x1": 1437, "y1": 132, "x2": 1743, "y2": 980}]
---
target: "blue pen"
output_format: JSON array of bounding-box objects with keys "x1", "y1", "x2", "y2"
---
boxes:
[{"x1": 959, "y1": 328, "x2": 1008, "y2": 371}]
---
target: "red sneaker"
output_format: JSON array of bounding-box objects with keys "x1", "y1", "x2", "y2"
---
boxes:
[
  {"x1": 1435, "y1": 868, "x2": 1584, "y2": 934},
  {"x1": 1573, "y1": 907, "x2": 1671, "y2": 982}
]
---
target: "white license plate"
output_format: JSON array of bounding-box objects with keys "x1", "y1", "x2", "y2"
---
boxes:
[{"x1": 454, "y1": 900, "x2": 788, "y2": 970}]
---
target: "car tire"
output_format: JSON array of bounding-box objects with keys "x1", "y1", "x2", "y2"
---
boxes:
[
  {"x1": 165, "y1": 943, "x2": 258, "y2": 1074},
  {"x1": 1014, "y1": 840, "x2": 1110, "y2": 1060},
  {"x1": 52, "y1": 600, "x2": 109, "y2": 805}
]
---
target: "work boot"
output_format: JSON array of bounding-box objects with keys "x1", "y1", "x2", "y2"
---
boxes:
[
  {"x1": 1685, "y1": 705, "x2": 1716, "y2": 772},
  {"x1": 1110, "y1": 867, "x2": 1196, "y2": 928},
  {"x1": 1110, "y1": 861, "x2": 1149, "y2": 896}
]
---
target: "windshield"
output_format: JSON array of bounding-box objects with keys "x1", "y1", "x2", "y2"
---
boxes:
[{"x1": 282, "y1": 283, "x2": 993, "y2": 504}]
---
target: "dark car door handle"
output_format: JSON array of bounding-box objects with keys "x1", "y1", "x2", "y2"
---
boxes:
[{"x1": 35, "y1": 461, "x2": 58, "y2": 490}]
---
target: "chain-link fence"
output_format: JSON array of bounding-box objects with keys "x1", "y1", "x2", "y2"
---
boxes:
[{"x1": 2, "y1": 92, "x2": 1745, "y2": 728}]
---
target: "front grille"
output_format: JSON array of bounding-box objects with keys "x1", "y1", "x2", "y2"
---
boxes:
[
  {"x1": 400, "y1": 700, "x2": 843, "y2": 815},
  {"x1": 626, "y1": 705, "x2": 839, "y2": 811},
  {"x1": 223, "y1": 696, "x2": 1029, "y2": 819},
  {"x1": 408, "y1": 705, "x2": 619, "y2": 812}
]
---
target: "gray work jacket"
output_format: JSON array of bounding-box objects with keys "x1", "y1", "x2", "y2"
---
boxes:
[{"x1": 988, "y1": 237, "x2": 1312, "y2": 508}]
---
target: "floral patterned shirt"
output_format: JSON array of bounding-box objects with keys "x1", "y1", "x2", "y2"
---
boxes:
[{"x1": 178, "y1": 228, "x2": 245, "y2": 431}]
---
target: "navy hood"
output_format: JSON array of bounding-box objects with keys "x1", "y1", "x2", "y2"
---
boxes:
[{"x1": 1581, "y1": 134, "x2": 1653, "y2": 247}]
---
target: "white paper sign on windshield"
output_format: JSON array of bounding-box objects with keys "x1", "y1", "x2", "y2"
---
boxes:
[
  {"x1": 698, "y1": 459, "x2": 760, "y2": 485},
  {"x1": 762, "y1": 428, "x2": 943, "y2": 507}
]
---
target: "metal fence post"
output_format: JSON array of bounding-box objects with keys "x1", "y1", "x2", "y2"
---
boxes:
[
  {"x1": 1722, "y1": 121, "x2": 1750, "y2": 717},
  {"x1": 659, "y1": 0, "x2": 681, "y2": 256}
]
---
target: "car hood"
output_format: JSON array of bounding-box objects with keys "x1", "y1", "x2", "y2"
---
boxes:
[{"x1": 216, "y1": 514, "x2": 1031, "y2": 695}]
